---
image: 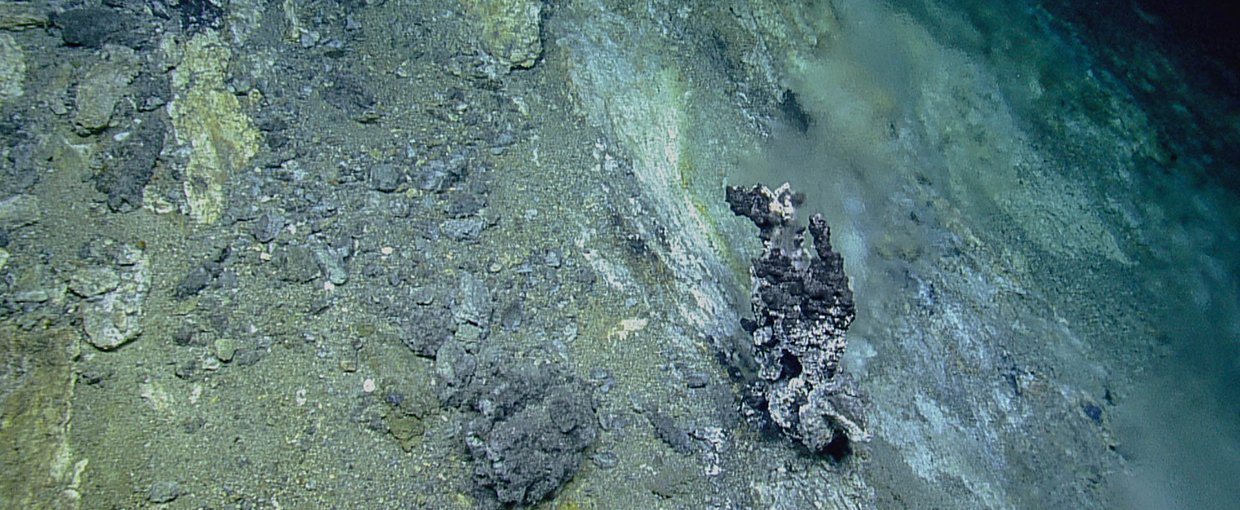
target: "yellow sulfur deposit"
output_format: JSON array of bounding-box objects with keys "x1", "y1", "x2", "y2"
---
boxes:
[{"x1": 167, "y1": 30, "x2": 260, "y2": 224}]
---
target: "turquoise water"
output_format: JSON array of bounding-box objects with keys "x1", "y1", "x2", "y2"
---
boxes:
[{"x1": 0, "y1": 0, "x2": 1236, "y2": 508}]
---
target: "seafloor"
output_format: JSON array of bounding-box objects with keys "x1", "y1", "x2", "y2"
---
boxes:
[{"x1": 1, "y1": 0, "x2": 1237, "y2": 509}]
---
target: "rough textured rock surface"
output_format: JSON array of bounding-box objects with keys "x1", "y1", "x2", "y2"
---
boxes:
[
  {"x1": 434, "y1": 343, "x2": 598, "y2": 508},
  {"x1": 726, "y1": 182, "x2": 868, "y2": 453},
  {"x1": 50, "y1": 6, "x2": 146, "y2": 49},
  {"x1": 167, "y1": 30, "x2": 260, "y2": 224},
  {"x1": 465, "y1": 370, "x2": 596, "y2": 507},
  {"x1": 73, "y1": 45, "x2": 139, "y2": 134},
  {"x1": 80, "y1": 244, "x2": 149, "y2": 351},
  {"x1": 0, "y1": 34, "x2": 25, "y2": 104},
  {"x1": 95, "y1": 114, "x2": 164, "y2": 212},
  {"x1": 462, "y1": 0, "x2": 543, "y2": 70}
]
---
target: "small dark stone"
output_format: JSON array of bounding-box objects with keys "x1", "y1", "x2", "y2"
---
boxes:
[
  {"x1": 499, "y1": 301, "x2": 523, "y2": 332},
  {"x1": 52, "y1": 7, "x2": 119, "y2": 48},
  {"x1": 492, "y1": 129, "x2": 516, "y2": 149},
  {"x1": 573, "y1": 267, "x2": 596, "y2": 287},
  {"x1": 648, "y1": 410, "x2": 693, "y2": 454},
  {"x1": 52, "y1": 7, "x2": 143, "y2": 49},
  {"x1": 322, "y1": 73, "x2": 376, "y2": 114},
  {"x1": 180, "y1": 415, "x2": 206, "y2": 434},
  {"x1": 597, "y1": 411, "x2": 627, "y2": 432},
  {"x1": 172, "y1": 327, "x2": 197, "y2": 346},
  {"x1": 451, "y1": 272, "x2": 492, "y2": 328},
  {"x1": 132, "y1": 72, "x2": 169, "y2": 113},
  {"x1": 173, "y1": 361, "x2": 197, "y2": 380},
  {"x1": 314, "y1": 246, "x2": 349, "y2": 285},
  {"x1": 370, "y1": 163, "x2": 402, "y2": 192},
  {"x1": 175, "y1": 266, "x2": 213, "y2": 299},
  {"x1": 543, "y1": 249, "x2": 562, "y2": 268},
  {"x1": 96, "y1": 115, "x2": 164, "y2": 212},
  {"x1": 1082, "y1": 401, "x2": 1103, "y2": 425},
  {"x1": 274, "y1": 245, "x2": 321, "y2": 283},
  {"x1": 256, "y1": 116, "x2": 288, "y2": 133},
  {"x1": 179, "y1": 0, "x2": 225, "y2": 32},
  {"x1": 647, "y1": 472, "x2": 689, "y2": 499},
  {"x1": 232, "y1": 349, "x2": 264, "y2": 367},
  {"x1": 77, "y1": 368, "x2": 108, "y2": 385},
  {"x1": 384, "y1": 391, "x2": 406, "y2": 407},
  {"x1": 685, "y1": 371, "x2": 709, "y2": 389},
  {"x1": 252, "y1": 212, "x2": 285, "y2": 243},
  {"x1": 441, "y1": 218, "x2": 485, "y2": 242},
  {"x1": 400, "y1": 306, "x2": 456, "y2": 357},
  {"x1": 446, "y1": 191, "x2": 486, "y2": 217},
  {"x1": 588, "y1": 368, "x2": 611, "y2": 384},
  {"x1": 411, "y1": 286, "x2": 436, "y2": 305},
  {"x1": 591, "y1": 451, "x2": 619, "y2": 469},
  {"x1": 308, "y1": 297, "x2": 332, "y2": 315},
  {"x1": 216, "y1": 270, "x2": 238, "y2": 289},
  {"x1": 414, "y1": 151, "x2": 469, "y2": 193},
  {"x1": 0, "y1": 142, "x2": 38, "y2": 195},
  {"x1": 148, "y1": 480, "x2": 180, "y2": 503}
]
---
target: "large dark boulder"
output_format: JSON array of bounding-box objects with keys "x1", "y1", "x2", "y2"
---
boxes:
[{"x1": 434, "y1": 342, "x2": 597, "y2": 507}]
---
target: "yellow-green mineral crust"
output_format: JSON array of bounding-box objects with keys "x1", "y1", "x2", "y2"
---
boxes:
[
  {"x1": 0, "y1": 327, "x2": 83, "y2": 510},
  {"x1": 462, "y1": 0, "x2": 543, "y2": 69},
  {"x1": 167, "y1": 31, "x2": 260, "y2": 224}
]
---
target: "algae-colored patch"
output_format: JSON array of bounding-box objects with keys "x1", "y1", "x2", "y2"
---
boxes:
[
  {"x1": 461, "y1": 0, "x2": 542, "y2": 69},
  {"x1": 167, "y1": 30, "x2": 260, "y2": 224},
  {"x1": 386, "y1": 414, "x2": 425, "y2": 452},
  {"x1": 0, "y1": 326, "x2": 82, "y2": 510}
]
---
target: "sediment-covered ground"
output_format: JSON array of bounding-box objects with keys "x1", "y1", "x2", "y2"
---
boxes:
[{"x1": 1, "y1": 0, "x2": 1237, "y2": 509}]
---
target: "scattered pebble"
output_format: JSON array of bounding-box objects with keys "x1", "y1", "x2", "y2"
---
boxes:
[
  {"x1": 69, "y1": 267, "x2": 120, "y2": 297},
  {"x1": 441, "y1": 217, "x2": 485, "y2": 242},
  {"x1": 411, "y1": 286, "x2": 435, "y2": 305},
  {"x1": 213, "y1": 337, "x2": 237, "y2": 363},
  {"x1": 370, "y1": 163, "x2": 402, "y2": 192},
  {"x1": 274, "y1": 245, "x2": 320, "y2": 283},
  {"x1": 147, "y1": 480, "x2": 180, "y2": 503},
  {"x1": 253, "y1": 212, "x2": 285, "y2": 243},
  {"x1": 175, "y1": 265, "x2": 213, "y2": 298},
  {"x1": 202, "y1": 356, "x2": 221, "y2": 371},
  {"x1": 685, "y1": 371, "x2": 709, "y2": 389},
  {"x1": 591, "y1": 451, "x2": 619, "y2": 469},
  {"x1": 314, "y1": 246, "x2": 349, "y2": 285},
  {"x1": 543, "y1": 249, "x2": 561, "y2": 268},
  {"x1": 648, "y1": 410, "x2": 693, "y2": 454}
]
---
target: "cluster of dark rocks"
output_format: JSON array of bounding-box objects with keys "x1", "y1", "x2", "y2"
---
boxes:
[
  {"x1": 439, "y1": 345, "x2": 598, "y2": 507},
  {"x1": 21, "y1": 0, "x2": 587, "y2": 507},
  {"x1": 725, "y1": 183, "x2": 869, "y2": 455},
  {"x1": 413, "y1": 272, "x2": 598, "y2": 508}
]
